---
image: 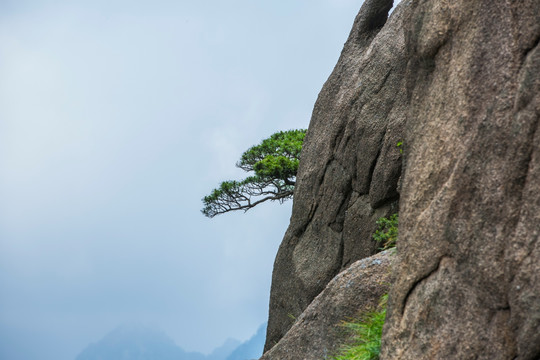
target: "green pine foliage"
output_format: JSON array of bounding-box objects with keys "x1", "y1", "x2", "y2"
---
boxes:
[
  {"x1": 202, "y1": 129, "x2": 306, "y2": 218},
  {"x1": 238, "y1": 129, "x2": 305, "y2": 182},
  {"x1": 333, "y1": 295, "x2": 388, "y2": 360},
  {"x1": 372, "y1": 214, "x2": 398, "y2": 250}
]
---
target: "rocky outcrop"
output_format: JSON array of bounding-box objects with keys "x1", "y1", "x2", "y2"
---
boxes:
[
  {"x1": 264, "y1": 0, "x2": 408, "y2": 350},
  {"x1": 261, "y1": 251, "x2": 394, "y2": 360},
  {"x1": 381, "y1": 1, "x2": 540, "y2": 359},
  {"x1": 263, "y1": 0, "x2": 540, "y2": 358}
]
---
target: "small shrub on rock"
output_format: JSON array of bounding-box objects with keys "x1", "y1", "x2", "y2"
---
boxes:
[{"x1": 373, "y1": 214, "x2": 398, "y2": 250}]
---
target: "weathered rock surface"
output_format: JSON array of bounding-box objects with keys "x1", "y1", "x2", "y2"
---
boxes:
[
  {"x1": 261, "y1": 251, "x2": 394, "y2": 360},
  {"x1": 264, "y1": 0, "x2": 408, "y2": 350},
  {"x1": 381, "y1": 1, "x2": 540, "y2": 359},
  {"x1": 263, "y1": 0, "x2": 540, "y2": 357}
]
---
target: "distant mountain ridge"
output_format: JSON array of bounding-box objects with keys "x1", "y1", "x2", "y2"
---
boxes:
[
  {"x1": 75, "y1": 324, "x2": 204, "y2": 360},
  {"x1": 225, "y1": 323, "x2": 266, "y2": 360},
  {"x1": 75, "y1": 323, "x2": 265, "y2": 360}
]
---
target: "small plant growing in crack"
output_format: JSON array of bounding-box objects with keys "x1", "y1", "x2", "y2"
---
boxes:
[
  {"x1": 332, "y1": 294, "x2": 388, "y2": 360},
  {"x1": 287, "y1": 313, "x2": 297, "y2": 323},
  {"x1": 373, "y1": 213, "x2": 398, "y2": 251},
  {"x1": 396, "y1": 141, "x2": 403, "y2": 154}
]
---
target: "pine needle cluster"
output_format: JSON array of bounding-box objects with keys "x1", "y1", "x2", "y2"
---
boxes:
[{"x1": 202, "y1": 129, "x2": 306, "y2": 217}]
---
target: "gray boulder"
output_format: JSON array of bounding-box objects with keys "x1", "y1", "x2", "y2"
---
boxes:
[{"x1": 261, "y1": 251, "x2": 394, "y2": 360}]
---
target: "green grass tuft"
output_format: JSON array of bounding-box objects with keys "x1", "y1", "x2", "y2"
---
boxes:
[{"x1": 332, "y1": 295, "x2": 388, "y2": 360}]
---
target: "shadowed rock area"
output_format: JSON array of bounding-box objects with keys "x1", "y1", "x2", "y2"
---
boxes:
[
  {"x1": 261, "y1": 251, "x2": 393, "y2": 360},
  {"x1": 381, "y1": 1, "x2": 540, "y2": 359},
  {"x1": 264, "y1": 0, "x2": 407, "y2": 350}
]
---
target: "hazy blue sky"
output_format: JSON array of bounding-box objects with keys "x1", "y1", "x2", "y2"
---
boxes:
[{"x1": 0, "y1": 0, "x2": 385, "y2": 359}]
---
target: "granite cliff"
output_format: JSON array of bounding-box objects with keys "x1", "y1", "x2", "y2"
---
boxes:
[
  {"x1": 262, "y1": 0, "x2": 540, "y2": 359},
  {"x1": 383, "y1": 0, "x2": 540, "y2": 358},
  {"x1": 264, "y1": 0, "x2": 406, "y2": 350}
]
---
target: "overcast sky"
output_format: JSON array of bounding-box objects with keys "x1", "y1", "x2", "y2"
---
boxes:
[{"x1": 0, "y1": 1, "x2": 379, "y2": 359}]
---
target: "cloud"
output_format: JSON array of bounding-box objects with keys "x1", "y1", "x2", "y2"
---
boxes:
[{"x1": 0, "y1": 0, "x2": 365, "y2": 358}]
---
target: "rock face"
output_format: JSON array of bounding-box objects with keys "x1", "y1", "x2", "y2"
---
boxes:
[
  {"x1": 261, "y1": 251, "x2": 394, "y2": 360},
  {"x1": 381, "y1": 1, "x2": 540, "y2": 359},
  {"x1": 264, "y1": 0, "x2": 408, "y2": 350},
  {"x1": 263, "y1": 0, "x2": 540, "y2": 357}
]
